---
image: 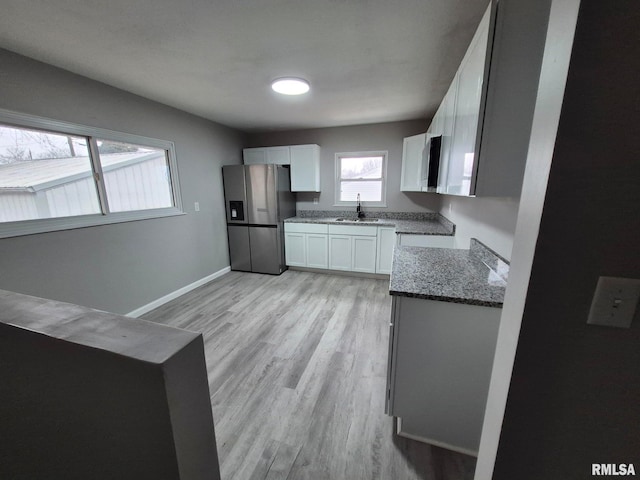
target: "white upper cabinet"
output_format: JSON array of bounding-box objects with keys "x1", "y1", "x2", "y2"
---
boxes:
[
  {"x1": 266, "y1": 146, "x2": 291, "y2": 165},
  {"x1": 245, "y1": 144, "x2": 321, "y2": 192},
  {"x1": 428, "y1": 0, "x2": 550, "y2": 197},
  {"x1": 243, "y1": 148, "x2": 267, "y2": 165},
  {"x1": 290, "y1": 144, "x2": 321, "y2": 192},
  {"x1": 434, "y1": 78, "x2": 458, "y2": 194},
  {"x1": 444, "y1": 8, "x2": 490, "y2": 196},
  {"x1": 400, "y1": 133, "x2": 427, "y2": 192},
  {"x1": 243, "y1": 146, "x2": 290, "y2": 165}
]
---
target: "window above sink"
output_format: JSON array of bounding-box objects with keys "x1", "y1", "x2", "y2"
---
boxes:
[{"x1": 334, "y1": 151, "x2": 387, "y2": 207}]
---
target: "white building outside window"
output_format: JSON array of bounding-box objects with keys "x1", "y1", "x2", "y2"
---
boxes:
[{"x1": 0, "y1": 109, "x2": 183, "y2": 238}]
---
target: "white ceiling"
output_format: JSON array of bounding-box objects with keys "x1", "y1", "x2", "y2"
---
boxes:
[{"x1": 0, "y1": 0, "x2": 489, "y2": 132}]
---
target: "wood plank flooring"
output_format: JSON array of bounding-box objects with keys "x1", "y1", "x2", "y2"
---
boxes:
[{"x1": 143, "y1": 270, "x2": 476, "y2": 480}]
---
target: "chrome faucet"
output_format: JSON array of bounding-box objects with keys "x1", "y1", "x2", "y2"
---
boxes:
[{"x1": 356, "y1": 193, "x2": 365, "y2": 218}]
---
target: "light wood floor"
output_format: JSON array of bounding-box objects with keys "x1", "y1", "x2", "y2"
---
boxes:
[{"x1": 143, "y1": 270, "x2": 476, "y2": 480}]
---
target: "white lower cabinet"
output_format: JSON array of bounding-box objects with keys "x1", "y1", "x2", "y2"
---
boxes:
[
  {"x1": 328, "y1": 235, "x2": 352, "y2": 271},
  {"x1": 284, "y1": 223, "x2": 328, "y2": 268},
  {"x1": 352, "y1": 236, "x2": 377, "y2": 273},
  {"x1": 286, "y1": 223, "x2": 389, "y2": 274},
  {"x1": 305, "y1": 233, "x2": 328, "y2": 269},
  {"x1": 284, "y1": 232, "x2": 306, "y2": 267},
  {"x1": 328, "y1": 224, "x2": 378, "y2": 274},
  {"x1": 376, "y1": 227, "x2": 396, "y2": 274},
  {"x1": 386, "y1": 296, "x2": 501, "y2": 455}
]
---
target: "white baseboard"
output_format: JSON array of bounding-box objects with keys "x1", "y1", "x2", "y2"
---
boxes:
[{"x1": 126, "y1": 266, "x2": 231, "y2": 318}]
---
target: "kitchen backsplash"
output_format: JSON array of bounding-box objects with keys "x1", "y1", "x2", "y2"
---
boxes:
[
  {"x1": 297, "y1": 210, "x2": 442, "y2": 221},
  {"x1": 469, "y1": 238, "x2": 510, "y2": 282}
]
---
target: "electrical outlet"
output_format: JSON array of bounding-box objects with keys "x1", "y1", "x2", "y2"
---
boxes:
[
  {"x1": 313, "y1": 197, "x2": 319, "y2": 205},
  {"x1": 587, "y1": 276, "x2": 640, "y2": 328},
  {"x1": 194, "y1": 202, "x2": 200, "y2": 212}
]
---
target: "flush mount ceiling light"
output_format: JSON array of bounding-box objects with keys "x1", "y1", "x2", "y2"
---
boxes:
[{"x1": 271, "y1": 77, "x2": 310, "y2": 95}]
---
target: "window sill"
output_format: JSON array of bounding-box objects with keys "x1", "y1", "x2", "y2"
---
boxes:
[
  {"x1": 333, "y1": 203, "x2": 387, "y2": 208},
  {"x1": 0, "y1": 207, "x2": 186, "y2": 239}
]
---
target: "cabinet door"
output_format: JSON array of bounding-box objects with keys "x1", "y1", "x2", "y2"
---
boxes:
[
  {"x1": 328, "y1": 235, "x2": 352, "y2": 271},
  {"x1": 436, "y1": 76, "x2": 459, "y2": 194},
  {"x1": 352, "y1": 236, "x2": 377, "y2": 273},
  {"x1": 385, "y1": 296, "x2": 400, "y2": 414},
  {"x1": 290, "y1": 144, "x2": 320, "y2": 192},
  {"x1": 390, "y1": 297, "x2": 501, "y2": 454},
  {"x1": 284, "y1": 232, "x2": 306, "y2": 267},
  {"x1": 444, "y1": 8, "x2": 490, "y2": 196},
  {"x1": 376, "y1": 227, "x2": 396, "y2": 274},
  {"x1": 243, "y1": 148, "x2": 266, "y2": 165},
  {"x1": 400, "y1": 133, "x2": 427, "y2": 192},
  {"x1": 306, "y1": 233, "x2": 328, "y2": 269},
  {"x1": 266, "y1": 146, "x2": 291, "y2": 165}
]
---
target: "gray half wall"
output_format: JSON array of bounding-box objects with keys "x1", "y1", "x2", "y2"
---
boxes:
[
  {"x1": 0, "y1": 288, "x2": 220, "y2": 480},
  {"x1": 0, "y1": 49, "x2": 244, "y2": 314}
]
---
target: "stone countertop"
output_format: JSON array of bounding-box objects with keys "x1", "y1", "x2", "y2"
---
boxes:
[
  {"x1": 284, "y1": 213, "x2": 455, "y2": 236},
  {"x1": 389, "y1": 239, "x2": 509, "y2": 308}
]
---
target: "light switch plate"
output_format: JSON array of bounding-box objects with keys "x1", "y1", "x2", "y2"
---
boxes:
[{"x1": 587, "y1": 276, "x2": 640, "y2": 328}]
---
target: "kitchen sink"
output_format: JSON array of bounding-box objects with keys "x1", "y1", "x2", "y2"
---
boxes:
[{"x1": 335, "y1": 218, "x2": 379, "y2": 222}]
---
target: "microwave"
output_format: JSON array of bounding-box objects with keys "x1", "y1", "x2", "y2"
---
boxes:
[{"x1": 422, "y1": 134, "x2": 442, "y2": 192}]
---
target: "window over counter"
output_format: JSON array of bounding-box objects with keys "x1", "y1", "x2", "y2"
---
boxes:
[
  {"x1": 334, "y1": 151, "x2": 387, "y2": 207},
  {"x1": 0, "y1": 109, "x2": 183, "y2": 238}
]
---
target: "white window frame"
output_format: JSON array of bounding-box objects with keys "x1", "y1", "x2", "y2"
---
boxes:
[
  {"x1": 0, "y1": 108, "x2": 184, "y2": 239},
  {"x1": 334, "y1": 150, "x2": 388, "y2": 207}
]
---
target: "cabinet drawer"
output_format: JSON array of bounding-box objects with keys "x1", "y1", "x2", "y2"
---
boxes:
[
  {"x1": 328, "y1": 224, "x2": 377, "y2": 236},
  {"x1": 284, "y1": 223, "x2": 328, "y2": 234}
]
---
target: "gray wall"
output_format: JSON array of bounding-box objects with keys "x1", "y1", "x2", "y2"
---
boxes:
[
  {"x1": 0, "y1": 49, "x2": 244, "y2": 314},
  {"x1": 439, "y1": 195, "x2": 519, "y2": 260},
  {"x1": 492, "y1": 1, "x2": 640, "y2": 477},
  {"x1": 247, "y1": 120, "x2": 441, "y2": 213}
]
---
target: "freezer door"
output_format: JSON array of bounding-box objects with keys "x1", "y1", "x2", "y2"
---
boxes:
[
  {"x1": 249, "y1": 226, "x2": 284, "y2": 274},
  {"x1": 246, "y1": 164, "x2": 278, "y2": 225},
  {"x1": 227, "y1": 225, "x2": 251, "y2": 272},
  {"x1": 222, "y1": 165, "x2": 248, "y2": 224}
]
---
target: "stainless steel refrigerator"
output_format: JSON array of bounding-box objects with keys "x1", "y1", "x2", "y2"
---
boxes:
[{"x1": 222, "y1": 164, "x2": 296, "y2": 275}]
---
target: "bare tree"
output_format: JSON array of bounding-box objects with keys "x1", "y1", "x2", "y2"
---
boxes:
[{"x1": 0, "y1": 126, "x2": 85, "y2": 164}]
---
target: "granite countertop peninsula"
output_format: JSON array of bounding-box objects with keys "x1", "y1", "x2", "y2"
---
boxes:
[
  {"x1": 284, "y1": 210, "x2": 455, "y2": 236},
  {"x1": 389, "y1": 239, "x2": 510, "y2": 307}
]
